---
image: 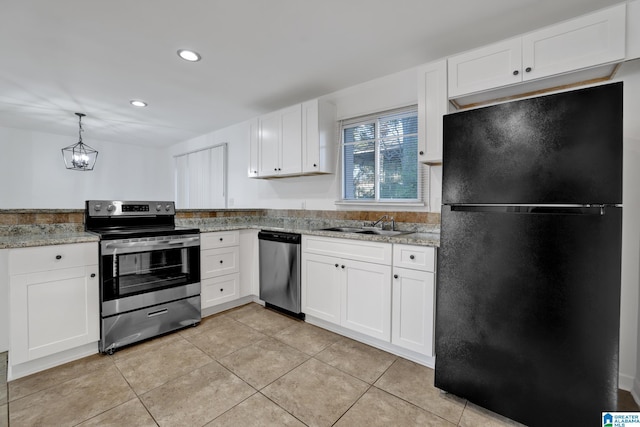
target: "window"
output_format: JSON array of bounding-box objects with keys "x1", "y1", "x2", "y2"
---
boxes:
[{"x1": 341, "y1": 107, "x2": 420, "y2": 203}]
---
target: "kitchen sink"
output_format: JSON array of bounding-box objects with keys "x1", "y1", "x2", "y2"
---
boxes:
[
  {"x1": 355, "y1": 229, "x2": 410, "y2": 236},
  {"x1": 317, "y1": 227, "x2": 411, "y2": 236},
  {"x1": 319, "y1": 227, "x2": 367, "y2": 233}
]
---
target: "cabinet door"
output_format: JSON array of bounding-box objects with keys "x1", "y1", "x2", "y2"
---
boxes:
[
  {"x1": 341, "y1": 259, "x2": 391, "y2": 341},
  {"x1": 302, "y1": 252, "x2": 341, "y2": 324},
  {"x1": 301, "y1": 99, "x2": 320, "y2": 173},
  {"x1": 10, "y1": 266, "x2": 99, "y2": 364},
  {"x1": 248, "y1": 118, "x2": 259, "y2": 178},
  {"x1": 447, "y1": 38, "x2": 522, "y2": 97},
  {"x1": 258, "y1": 111, "x2": 281, "y2": 177},
  {"x1": 417, "y1": 60, "x2": 448, "y2": 164},
  {"x1": 522, "y1": 4, "x2": 625, "y2": 82},
  {"x1": 201, "y1": 273, "x2": 240, "y2": 308},
  {"x1": 279, "y1": 104, "x2": 303, "y2": 176},
  {"x1": 392, "y1": 268, "x2": 435, "y2": 356}
]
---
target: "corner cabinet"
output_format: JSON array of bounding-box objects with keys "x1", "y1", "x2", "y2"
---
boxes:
[
  {"x1": 417, "y1": 60, "x2": 448, "y2": 164},
  {"x1": 448, "y1": 3, "x2": 626, "y2": 105},
  {"x1": 8, "y1": 243, "x2": 99, "y2": 365},
  {"x1": 250, "y1": 98, "x2": 336, "y2": 179}
]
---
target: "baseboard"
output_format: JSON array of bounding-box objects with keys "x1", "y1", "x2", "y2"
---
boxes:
[
  {"x1": 304, "y1": 315, "x2": 435, "y2": 369},
  {"x1": 8, "y1": 342, "x2": 98, "y2": 381},
  {"x1": 201, "y1": 295, "x2": 262, "y2": 317},
  {"x1": 620, "y1": 372, "x2": 636, "y2": 391},
  {"x1": 632, "y1": 377, "x2": 640, "y2": 406}
]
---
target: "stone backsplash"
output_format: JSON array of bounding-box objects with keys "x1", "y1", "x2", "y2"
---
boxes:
[{"x1": 0, "y1": 208, "x2": 441, "y2": 235}]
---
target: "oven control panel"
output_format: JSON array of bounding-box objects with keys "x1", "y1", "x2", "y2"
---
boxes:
[{"x1": 87, "y1": 200, "x2": 176, "y2": 217}]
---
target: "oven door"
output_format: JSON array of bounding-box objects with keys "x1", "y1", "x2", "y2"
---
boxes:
[{"x1": 100, "y1": 234, "x2": 200, "y2": 316}]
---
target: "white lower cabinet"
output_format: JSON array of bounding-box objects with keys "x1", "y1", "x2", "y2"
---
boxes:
[
  {"x1": 341, "y1": 259, "x2": 391, "y2": 341},
  {"x1": 201, "y1": 231, "x2": 240, "y2": 309},
  {"x1": 391, "y1": 244, "x2": 436, "y2": 357},
  {"x1": 8, "y1": 242, "x2": 99, "y2": 365},
  {"x1": 302, "y1": 236, "x2": 392, "y2": 341}
]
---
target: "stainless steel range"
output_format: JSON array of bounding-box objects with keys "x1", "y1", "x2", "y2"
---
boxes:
[{"x1": 85, "y1": 200, "x2": 201, "y2": 354}]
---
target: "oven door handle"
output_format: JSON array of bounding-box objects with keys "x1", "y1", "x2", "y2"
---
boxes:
[{"x1": 101, "y1": 236, "x2": 200, "y2": 254}]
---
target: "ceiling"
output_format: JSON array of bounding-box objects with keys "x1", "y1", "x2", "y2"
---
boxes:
[{"x1": 0, "y1": 0, "x2": 625, "y2": 148}]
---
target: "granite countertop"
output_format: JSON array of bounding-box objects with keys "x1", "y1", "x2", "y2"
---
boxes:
[
  {"x1": 0, "y1": 232, "x2": 99, "y2": 249},
  {"x1": 0, "y1": 220, "x2": 440, "y2": 249}
]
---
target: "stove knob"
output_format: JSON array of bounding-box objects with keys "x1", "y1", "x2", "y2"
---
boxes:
[
  {"x1": 156, "y1": 204, "x2": 162, "y2": 211},
  {"x1": 165, "y1": 204, "x2": 172, "y2": 211},
  {"x1": 93, "y1": 203, "x2": 102, "y2": 211},
  {"x1": 107, "y1": 204, "x2": 115, "y2": 212}
]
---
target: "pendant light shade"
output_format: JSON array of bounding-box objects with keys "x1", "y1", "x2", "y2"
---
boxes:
[{"x1": 62, "y1": 113, "x2": 98, "y2": 171}]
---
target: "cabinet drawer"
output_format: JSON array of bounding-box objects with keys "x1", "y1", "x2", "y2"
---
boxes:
[
  {"x1": 393, "y1": 244, "x2": 435, "y2": 272},
  {"x1": 201, "y1": 273, "x2": 240, "y2": 308},
  {"x1": 9, "y1": 242, "x2": 98, "y2": 275},
  {"x1": 201, "y1": 231, "x2": 239, "y2": 249},
  {"x1": 201, "y1": 246, "x2": 239, "y2": 278},
  {"x1": 303, "y1": 235, "x2": 392, "y2": 265}
]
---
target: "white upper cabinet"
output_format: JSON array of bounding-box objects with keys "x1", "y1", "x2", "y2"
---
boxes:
[
  {"x1": 258, "y1": 104, "x2": 302, "y2": 177},
  {"x1": 252, "y1": 98, "x2": 336, "y2": 179},
  {"x1": 448, "y1": 38, "x2": 522, "y2": 98},
  {"x1": 417, "y1": 59, "x2": 448, "y2": 164},
  {"x1": 448, "y1": 4, "x2": 626, "y2": 105},
  {"x1": 247, "y1": 118, "x2": 259, "y2": 178},
  {"x1": 302, "y1": 99, "x2": 336, "y2": 174}
]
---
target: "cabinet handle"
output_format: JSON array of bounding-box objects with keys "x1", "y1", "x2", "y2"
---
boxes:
[
  {"x1": 335, "y1": 263, "x2": 339, "y2": 267},
  {"x1": 278, "y1": 168, "x2": 281, "y2": 171},
  {"x1": 419, "y1": 151, "x2": 424, "y2": 155},
  {"x1": 409, "y1": 255, "x2": 415, "y2": 260},
  {"x1": 274, "y1": 168, "x2": 278, "y2": 171},
  {"x1": 90, "y1": 273, "x2": 96, "y2": 278},
  {"x1": 394, "y1": 274, "x2": 399, "y2": 279},
  {"x1": 525, "y1": 67, "x2": 532, "y2": 72},
  {"x1": 219, "y1": 238, "x2": 223, "y2": 241},
  {"x1": 220, "y1": 260, "x2": 223, "y2": 264},
  {"x1": 341, "y1": 265, "x2": 345, "y2": 269},
  {"x1": 513, "y1": 70, "x2": 519, "y2": 76},
  {"x1": 313, "y1": 163, "x2": 317, "y2": 167},
  {"x1": 55, "y1": 255, "x2": 62, "y2": 260},
  {"x1": 220, "y1": 288, "x2": 224, "y2": 292}
]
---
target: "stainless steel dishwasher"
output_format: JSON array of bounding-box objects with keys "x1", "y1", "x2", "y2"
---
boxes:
[{"x1": 258, "y1": 230, "x2": 304, "y2": 318}]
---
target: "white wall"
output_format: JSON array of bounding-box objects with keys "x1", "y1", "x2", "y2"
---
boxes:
[
  {"x1": 0, "y1": 127, "x2": 172, "y2": 209},
  {"x1": 614, "y1": 58, "x2": 640, "y2": 396},
  {"x1": 168, "y1": 67, "x2": 437, "y2": 212}
]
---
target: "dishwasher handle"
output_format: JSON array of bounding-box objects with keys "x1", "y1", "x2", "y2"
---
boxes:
[{"x1": 258, "y1": 231, "x2": 301, "y2": 244}]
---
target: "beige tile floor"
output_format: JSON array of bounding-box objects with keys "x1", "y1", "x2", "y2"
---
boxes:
[{"x1": 3, "y1": 303, "x2": 639, "y2": 427}]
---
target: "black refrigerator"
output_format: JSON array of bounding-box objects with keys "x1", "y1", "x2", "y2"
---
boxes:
[{"x1": 435, "y1": 82, "x2": 623, "y2": 427}]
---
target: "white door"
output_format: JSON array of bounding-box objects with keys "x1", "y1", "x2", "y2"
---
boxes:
[
  {"x1": 522, "y1": 4, "x2": 626, "y2": 82},
  {"x1": 279, "y1": 104, "x2": 303, "y2": 175},
  {"x1": 392, "y1": 268, "x2": 435, "y2": 356},
  {"x1": 258, "y1": 111, "x2": 281, "y2": 177},
  {"x1": 447, "y1": 37, "x2": 522, "y2": 97},
  {"x1": 341, "y1": 259, "x2": 391, "y2": 341},
  {"x1": 302, "y1": 253, "x2": 341, "y2": 324},
  {"x1": 10, "y1": 266, "x2": 99, "y2": 364}
]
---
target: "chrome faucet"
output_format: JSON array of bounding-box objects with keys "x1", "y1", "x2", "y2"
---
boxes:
[{"x1": 368, "y1": 215, "x2": 395, "y2": 230}]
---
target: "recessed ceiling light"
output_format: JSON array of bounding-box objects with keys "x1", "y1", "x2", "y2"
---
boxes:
[
  {"x1": 130, "y1": 100, "x2": 148, "y2": 107},
  {"x1": 177, "y1": 49, "x2": 201, "y2": 62}
]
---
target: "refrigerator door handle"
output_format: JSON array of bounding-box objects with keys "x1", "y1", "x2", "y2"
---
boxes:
[{"x1": 450, "y1": 205, "x2": 614, "y2": 215}]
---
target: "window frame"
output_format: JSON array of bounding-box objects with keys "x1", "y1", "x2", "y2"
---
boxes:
[{"x1": 339, "y1": 105, "x2": 423, "y2": 206}]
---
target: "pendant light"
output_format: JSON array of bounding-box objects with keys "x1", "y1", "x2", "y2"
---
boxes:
[{"x1": 61, "y1": 113, "x2": 98, "y2": 171}]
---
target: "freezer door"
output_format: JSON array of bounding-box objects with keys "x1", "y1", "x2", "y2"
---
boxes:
[
  {"x1": 435, "y1": 205, "x2": 622, "y2": 427},
  {"x1": 442, "y1": 82, "x2": 622, "y2": 205}
]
